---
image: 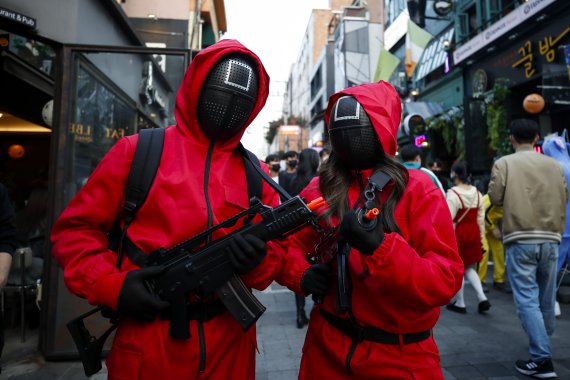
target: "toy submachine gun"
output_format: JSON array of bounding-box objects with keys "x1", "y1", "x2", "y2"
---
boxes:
[
  {"x1": 146, "y1": 195, "x2": 325, "y2": 339},
  {"x1": 67, "y1": 195, "x2": 324, "y2": 376},
  {"x1": 306, "y1": 173, "x2": 385, "y2": 314}
]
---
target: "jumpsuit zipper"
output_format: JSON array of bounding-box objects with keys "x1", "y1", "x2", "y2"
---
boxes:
[{"x1": 198, "y1": 139, "x2": 216, "y2": 373}]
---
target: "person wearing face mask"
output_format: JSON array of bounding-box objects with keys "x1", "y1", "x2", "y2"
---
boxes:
[
  {"x1": 51, "y1": 39, "x2": 286, "y2": 379},
  {"x1": 277, "y1": 81, "x2": 463, "y2": 379},
  {"x1": 265, "y1": 153, "x2": 281, "y2": 183},
  {"x1": 279, "y1": 150, "x2": 299, "y2": 194}
]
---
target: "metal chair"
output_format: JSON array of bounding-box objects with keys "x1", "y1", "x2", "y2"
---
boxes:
[{"x1": 1, "y1": 247, "x2": 38, "y2": 342}]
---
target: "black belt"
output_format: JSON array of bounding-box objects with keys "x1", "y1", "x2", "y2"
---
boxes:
[
  {"x1": 161, "y1": 299, "x2": 226, "y2": 322},
  {"x1": 320, "y1": 309, "x2": 431, "y2": 345}
]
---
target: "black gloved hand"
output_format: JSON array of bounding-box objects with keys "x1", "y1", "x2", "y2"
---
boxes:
[
  {"x1": 228, "y1": 234, "x2": 267, "y2": 273},
  {"x1": 300, "y1": 264, "x2": 331, "y2": 297},
  {"x1": 117, "y1": 266, "x2": 170, "y2": 321},
  {"x1": 340, "y1": 209, "x2": 384, "y2": 255}
]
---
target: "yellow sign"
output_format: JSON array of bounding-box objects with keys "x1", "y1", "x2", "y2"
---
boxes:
[
  {"x1": 69, "y1": 123, "x2": 126, "y2": 143},
  {"x1": 512, "y1": 27, "x2": 570, "y2": 79}
]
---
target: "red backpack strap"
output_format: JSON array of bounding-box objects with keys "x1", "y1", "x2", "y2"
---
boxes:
[{"x1": 450, "y1": 188, "x2": 465, "y2": 208}]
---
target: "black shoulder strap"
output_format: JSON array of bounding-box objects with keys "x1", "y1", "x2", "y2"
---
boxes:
[
  {"x1": 115, "y1": 128, "x2": 165, "y2": 269},
  {"x1": 124, "y1": 128, "x2": 165, "y2": 217},
  {"x1": 239, "y1": 143, "x2": 293, "y2": 201},
  {"x1": 241, "y1": 147, "x2": 263, "y2": 204}
]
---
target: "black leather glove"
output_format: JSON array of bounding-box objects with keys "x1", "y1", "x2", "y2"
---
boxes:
[
  {"x1": 228, "y1": 234, "x2": 267, "y2": 273},
  {"x1": 300, "y1": 264, "x2": 331, "y2": 297},
  {"x1": 340, "y1": 209, "x2": 384, "y2": 255},
  {"x1": 117, "y1": 266, "x2": 170, "y2": 321}
]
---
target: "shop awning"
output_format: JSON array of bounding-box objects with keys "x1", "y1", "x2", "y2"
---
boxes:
[
  {"x1": 414, "y1": 27, "x2": 454, "y2": 81},
  {"x1": 404, "y1": 101, "x2": 444, "y2": 119}
]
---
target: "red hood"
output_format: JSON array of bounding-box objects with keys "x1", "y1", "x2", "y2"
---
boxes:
[
  {"x1": 174, "y1": 39, "x2": 270, "y2": 149},
  {"x1": 324, "y1": 81, "x2": 402, "y2": 157}
]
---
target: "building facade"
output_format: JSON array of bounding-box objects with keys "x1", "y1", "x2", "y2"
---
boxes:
[{"x1": 0, "y1": 0, "x2": 223, "y2": 360}]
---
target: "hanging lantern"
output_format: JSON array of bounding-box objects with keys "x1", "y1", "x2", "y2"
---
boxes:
[
  {"x1": 8, "y1": 144, "x2": 25, "y2": 159},
  {"x1": 523, "y1": 93, "x2": 545, "y2": 114}
]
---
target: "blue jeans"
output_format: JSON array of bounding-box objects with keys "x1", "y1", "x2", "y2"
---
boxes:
[{"x1": 506, "y1": 242, "x2": 558, "y2": 361}]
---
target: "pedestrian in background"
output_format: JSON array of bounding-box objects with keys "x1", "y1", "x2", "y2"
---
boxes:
[
  {"x1": 478, "y1": 194, "x2": 510, "y2": 294},
  {"x1": 429, "y1": 158, "x2": 451, "y2": 192},
  {"x1": 278, "y1": 81, "x2": 463, "y2": 379},
  {"x1": 488, "y1": 118, "x2": 568, "y2": 379},
  {"x1": 265, "y1": 153, "x2": 281, "y2": 183},
  {"x1": 446, "y1": 161, "x2": 491, "y2": 315},
  {"x1": 400, "y1": 143, "x2": 445, "y2": 195},
  {"x1": 0, "y1": 182, "x2": 16, "y2": 373},
  {"x1": 288, "y1": 148, "x2": 320, "y2": 328},
  {"x1": 279, "y1": 150, "x2": 298, "y2": 193},
  {"x1": 318, "y1": 146, "x2": 330, "y2": 167}
]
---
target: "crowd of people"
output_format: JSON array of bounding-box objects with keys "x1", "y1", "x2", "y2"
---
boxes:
[{"x1": 0, "y1": 39, "x2": 568, "y2": 380}]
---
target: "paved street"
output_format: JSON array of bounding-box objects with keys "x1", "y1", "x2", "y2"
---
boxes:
[{"x1": 2, "y1": 273, "x2": 570, "y2": 379}]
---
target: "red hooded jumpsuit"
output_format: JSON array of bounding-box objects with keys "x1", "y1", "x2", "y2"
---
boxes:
[
  {"x1": 51, "y1": 40, "x2": 283, "y2": 380},
  {"x1": 278, "y1": 82, "x2": 464, "y2": 380}
]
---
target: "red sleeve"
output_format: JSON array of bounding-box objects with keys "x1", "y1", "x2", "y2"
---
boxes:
[
  {"x1": 362, "y1": 187, "x2": 463, "y2": 307},
  {"x1": 275, "y1": 181, "x2": 324, "y2": 294},
  {"x1": 239, "y1": 163, "x2": 284, "y2": 290},
  {"x1": 50, "y1": 137, "x2": 134, "y2": 310}
]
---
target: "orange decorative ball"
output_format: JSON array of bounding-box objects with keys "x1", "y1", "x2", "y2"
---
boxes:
[
  {"x1": 523, "y1": 93, "x2": 545, "y2": 114},
  {"x1": 8, "y1": 144, "x2": 25, "y2": 159}
]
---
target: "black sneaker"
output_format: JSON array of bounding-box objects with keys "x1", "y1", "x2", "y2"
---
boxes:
[
  {"x1": 515, "y1": 358, "x2": 557, "y2": 379},
  {"x1": 446, "y1": 302, "x2": 467, "y2": 314},
  {"x1": 493, "y1": 281, "x2": 513, "y2": 294},
  {"x1": 478, "y1": 300, "x2": 491, "y2": 314}
]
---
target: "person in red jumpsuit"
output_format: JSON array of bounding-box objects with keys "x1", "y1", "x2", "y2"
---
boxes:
[
  {"x1": 51, "y1": 39, "x2": 284, "y2": 380},
  {"x1": 278, "y1": 81, "x2": 464, "y2": 379}
]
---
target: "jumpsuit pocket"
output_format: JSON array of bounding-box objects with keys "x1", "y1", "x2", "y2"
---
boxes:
[{"x1": 106, "y1": 346, "x2": 143, "y2": 380}]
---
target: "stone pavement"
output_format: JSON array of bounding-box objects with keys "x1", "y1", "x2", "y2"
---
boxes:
[{"x1": 2, "y1": 277, "x2": 570, "y2": 379}]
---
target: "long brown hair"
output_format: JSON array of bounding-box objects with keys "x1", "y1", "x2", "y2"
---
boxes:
[{"x1": 319, "y1": 151, "x2": 408, "y2": 235}]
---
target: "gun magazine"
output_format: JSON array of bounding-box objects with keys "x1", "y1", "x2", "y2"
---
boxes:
[{"x1": 217, "y1": 274, "x2": 266, "y2": 331}]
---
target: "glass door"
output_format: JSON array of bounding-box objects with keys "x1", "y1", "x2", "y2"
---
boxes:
[{"x1": 42, "y1": 44, "x2": 189, "y2": 359}]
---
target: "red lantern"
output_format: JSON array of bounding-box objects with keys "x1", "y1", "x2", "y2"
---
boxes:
[
  {"x1": 8, "y1": 144, "x2": 25, "y2": 159},
  {"x1": 523, "y1": 93, "x2": 545, "y2": 114}
]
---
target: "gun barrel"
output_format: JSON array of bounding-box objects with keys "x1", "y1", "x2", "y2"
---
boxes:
[{"x1": 306, "y1": 196, "x2": 326, "y2": 212}]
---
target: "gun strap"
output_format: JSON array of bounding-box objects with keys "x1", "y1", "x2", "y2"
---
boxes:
[
  {"x1": 239, "y1": 143, "x2": 293, "y2": 201},
  {"x1": 115, "y1": 128, "x2": 165, "y2": 269},
  {"x1": 241, "y1": 145, "x2": 263, "y2": 203},
  {"x1": 339, "y1": 170, "x2": 392, "y2": 317}
]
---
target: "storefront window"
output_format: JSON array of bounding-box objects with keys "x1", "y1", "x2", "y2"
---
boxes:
[
  {"x1": 65, "y1": 61, "x2": 137, "y2": 202},
  {"x1": 8, "y1": 34, "x2": 55, "y2": 77}
]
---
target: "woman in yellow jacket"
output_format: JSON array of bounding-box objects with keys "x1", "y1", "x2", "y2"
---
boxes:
[{"x1": 478, "y1": 194, "x2": 511, "y2": 293}]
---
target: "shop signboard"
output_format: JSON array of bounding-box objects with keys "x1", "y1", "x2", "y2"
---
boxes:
[
  {"x1": 467, "y1": 20, "x2": 570, "y2": 93},
  {"x1": 0, "y1": 6, "x2": 36, "y2": 29},
  {"x1": 454, "y1": 0, "x2": 557, "y2": 64}
]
